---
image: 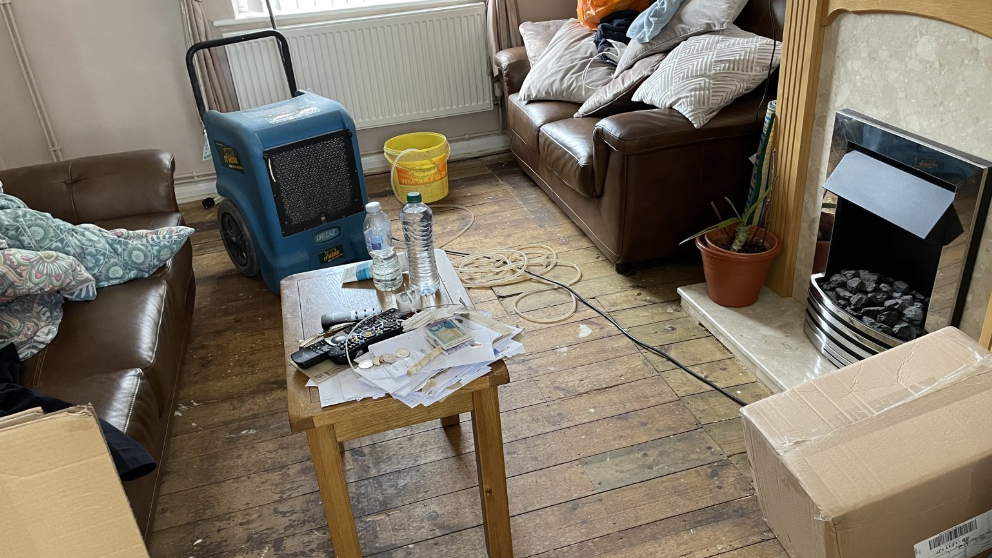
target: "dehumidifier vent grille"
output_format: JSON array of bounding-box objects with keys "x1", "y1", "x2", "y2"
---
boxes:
[{"x1": 265, "y1": 130, "x2": 364, "y2": 237}]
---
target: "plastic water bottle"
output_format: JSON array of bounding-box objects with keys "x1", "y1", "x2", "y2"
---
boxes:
[
  {"x1": 362, "y1": 202, "x2": 403, "y2": 292},
  {"x1": 400, "y1": 192, "x2": 440, "y2": 295}
]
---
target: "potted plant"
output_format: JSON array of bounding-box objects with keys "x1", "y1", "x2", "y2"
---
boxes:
[{"x1": 683, "y1": 167, "x2": 781, "y2": 308}]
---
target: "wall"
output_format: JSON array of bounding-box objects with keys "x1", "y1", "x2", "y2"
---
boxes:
[
  {"x1": 0, "y1": 0, "x2": 503, "y2": 181},
  {"x1": 793, "y1": 12, "x2": 992, "y2": 339},
  {"x1": 0, "y1": 0, "x2": 216, "y2": 178}
]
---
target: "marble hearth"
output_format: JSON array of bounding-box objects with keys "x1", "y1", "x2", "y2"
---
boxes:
[{"x1": 678, "y1": 284, "x2": 836, "y2": 392}]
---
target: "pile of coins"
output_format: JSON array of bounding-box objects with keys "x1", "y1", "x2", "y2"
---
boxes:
[{"x1": 358, "y1": 347, "x2": 412, "y2": 369}]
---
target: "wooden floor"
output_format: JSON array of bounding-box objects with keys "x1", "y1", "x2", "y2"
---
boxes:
[{"x1": 148, "y1": 155, "x2": 785, "y2": 558}]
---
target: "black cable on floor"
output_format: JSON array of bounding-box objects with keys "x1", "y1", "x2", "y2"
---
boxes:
[{"x1": 442, "y1": 248, "x2": 747, "y2": 407}]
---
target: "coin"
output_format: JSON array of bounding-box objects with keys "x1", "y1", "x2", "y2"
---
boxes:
[
  {"x1": 362, "y1": 330, "x2": 374, "y2": 338},
  {"x1": 372, "y1": 356, "x2": 381, "y2": 366},
  {"x1": 358, "y1": 360, "x2": 374, "y2": 369},
  {"x1": 380, "y1": 353, "x2": 398, "y2": 364},
  {"x1": 395, "y1": 348, "x2": 411, "y2": 358}
]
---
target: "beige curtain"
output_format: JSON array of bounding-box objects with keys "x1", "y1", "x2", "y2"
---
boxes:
[
  {"x1": 180, "y1": 0, "x2": 240, "y2": 114},
  {"x1": 486, "y1": 0, "x2": 522, "y2": 76}
]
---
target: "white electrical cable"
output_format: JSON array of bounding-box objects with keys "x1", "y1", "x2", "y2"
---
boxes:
[{"x1": 388, "y1": 149, "x2": 582, "y2": 324}]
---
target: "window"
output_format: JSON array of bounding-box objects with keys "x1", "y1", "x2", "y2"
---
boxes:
[{"x1": 232, "y1": 0, "x2": 465, "y2": 18}]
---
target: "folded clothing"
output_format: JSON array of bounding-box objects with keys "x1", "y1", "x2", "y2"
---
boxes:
[
  {"x1": 627, "y1": 0, "x2": 689, "y2": 43},
  {"x1": 594, "y1": 10, "x2": 638, "y2": 65}
]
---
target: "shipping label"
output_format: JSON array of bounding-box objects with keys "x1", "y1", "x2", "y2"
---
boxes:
[{"x1": 915, "y1": 510, "x2": 992, "y2": 558}]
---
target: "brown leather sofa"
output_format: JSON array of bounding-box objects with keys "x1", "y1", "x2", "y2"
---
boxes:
[
  {"x1": 497, "y1": 1, "x2": 786, "y2": 272},
  {"x1": 0, "y1": 150, "x2": 194, "y2": 536}
]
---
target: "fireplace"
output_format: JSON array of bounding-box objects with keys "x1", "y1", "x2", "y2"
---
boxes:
[{"x1": 804, "y1": 110, "x2": 992, "y2": 367}]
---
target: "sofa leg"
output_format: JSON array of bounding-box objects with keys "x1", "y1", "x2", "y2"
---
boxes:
[{"x1": 615, "y1": 262, "x2": 633, "y2": 275}]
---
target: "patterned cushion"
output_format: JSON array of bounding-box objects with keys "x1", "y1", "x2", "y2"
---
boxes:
[
  {"x1": 1, "y1": 294, "x2": 64, "y2": 360},
  {"x1": 0, "y1": 193, "x2": 193, "y2": 288},
  {"x1": 0, "y1": 248, "x2": 96, "y2": 360},
  {"x1": 0, "y1": 248, "x2": 96, "y2": 303},
  {"x1": 632, "y1": 26, "x2": 781, "y2": 128}
]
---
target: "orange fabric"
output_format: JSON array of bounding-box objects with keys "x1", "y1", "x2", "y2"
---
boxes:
[{"x1": 577, "y1": 0, "x2": 652, "y2": 30}]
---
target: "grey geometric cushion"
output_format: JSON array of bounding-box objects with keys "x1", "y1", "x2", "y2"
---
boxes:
[
  {"x1": 632, "y1": 26, "x2": 781, "y2": 128},
  {"x1": 614, "y1": 0, "x2": 749, "y2": 76}
]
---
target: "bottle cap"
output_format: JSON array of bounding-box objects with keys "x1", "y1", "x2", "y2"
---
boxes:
[
  {"x1": 365, "y1": 201, "x2": 381, "y2": 213},
  {"x1": 406, "y1": 192, "x2": 422, "y2": 204}
]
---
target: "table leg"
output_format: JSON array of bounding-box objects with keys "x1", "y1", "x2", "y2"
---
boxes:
[
  {"x1": 307, "y1": 424, "x2": 362, "y2": 558},
  {"x1": 471, "y1": 387, "x2": 513, "y2": 558},
  {"x1": 441, "y1": 414, "x2": 460, "y2": 428}
]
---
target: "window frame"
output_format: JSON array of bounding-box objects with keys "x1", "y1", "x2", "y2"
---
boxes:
[{"x1": 219, "y1": 0, "x2": 475, "y2": 28}]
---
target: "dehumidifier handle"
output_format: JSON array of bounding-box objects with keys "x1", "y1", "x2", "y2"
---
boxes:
[{"x1": 185, "y1": 30, "x2": 299, "y2": 120}]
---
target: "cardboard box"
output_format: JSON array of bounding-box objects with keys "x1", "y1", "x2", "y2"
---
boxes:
[
  {"x1": 743, "y1": 327, "x2": 992, "y2": 558},
  {"x1": 0, "y1": 406, "x2": 149, "y2": 558}
]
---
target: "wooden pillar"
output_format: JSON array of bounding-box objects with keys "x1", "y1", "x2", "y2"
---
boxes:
[{"x1": 763, "y1": 0, "x2": 829, "y2": 298}]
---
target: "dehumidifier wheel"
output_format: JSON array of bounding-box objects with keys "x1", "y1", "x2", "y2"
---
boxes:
[{"x1": 217, "y1": 199, "x2": 259, "y2": 277}]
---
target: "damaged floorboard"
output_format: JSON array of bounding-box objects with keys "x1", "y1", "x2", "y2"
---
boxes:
[{"x1": 149, "y1": 154, "x2": 782, "y2": 557}]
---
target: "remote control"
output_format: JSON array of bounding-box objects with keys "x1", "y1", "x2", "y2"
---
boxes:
[
  {"x1": 325, "y1": 308, "x2": 407, "y2": 364},
  {"x1": 290, "y1": 335, "x2": 346, "y2": 369}
]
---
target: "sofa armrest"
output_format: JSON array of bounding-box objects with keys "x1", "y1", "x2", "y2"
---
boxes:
[
  {"x1": 0, "y1": 150, "x2": 178, "y2": 224},
  {"x1": 496, "y1": 46, "x2": 530, "y2": 97}
]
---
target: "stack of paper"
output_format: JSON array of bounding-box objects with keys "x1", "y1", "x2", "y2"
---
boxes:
[{"x1": 301, "y1": 312, "x2": 524, "y2": 408}]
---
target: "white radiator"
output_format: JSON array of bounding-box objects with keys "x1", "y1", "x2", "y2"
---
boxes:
[{"x1": 223, "y1": 3, "x2": 493, "y2": 129}]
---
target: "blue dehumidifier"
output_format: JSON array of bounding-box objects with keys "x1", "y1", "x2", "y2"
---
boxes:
[{"x1": 186, "y1": 30, "x2": 369, "y2": 293}]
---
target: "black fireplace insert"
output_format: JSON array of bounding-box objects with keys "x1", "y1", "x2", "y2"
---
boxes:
[{"x1": 804, "y1": 110, "x2": 992, "y2": 367}]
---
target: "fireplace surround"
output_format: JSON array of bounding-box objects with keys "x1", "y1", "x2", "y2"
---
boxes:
[{"x1": 804, "y1": 110, "x2": 992, "y2": 366}]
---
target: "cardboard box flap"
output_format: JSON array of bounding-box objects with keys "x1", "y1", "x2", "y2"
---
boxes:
[
  {"x1": 0, "y1": 406, "x2": 149, "y2": 558},
  {"x1": 741, "y1": 328, "x2": 989, "y2": 455}
]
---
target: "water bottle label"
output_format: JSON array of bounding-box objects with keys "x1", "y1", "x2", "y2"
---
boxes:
[{"x1": 367, "y1": 234, "x2": 383, "y2": 251}]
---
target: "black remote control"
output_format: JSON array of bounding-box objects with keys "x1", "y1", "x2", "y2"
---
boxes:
[
  {"x1": 290, "y1": 338, "x2": 339, "y2": 369},
  {"x1": 325, "y1": 308, "x2": 407, "y2": 364}
]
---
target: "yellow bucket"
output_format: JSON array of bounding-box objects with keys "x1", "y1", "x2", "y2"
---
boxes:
[{"x1": 383, "y1": 132, "x2": 450, "y2": 204}]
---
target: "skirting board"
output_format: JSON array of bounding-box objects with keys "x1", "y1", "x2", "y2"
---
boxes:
[{"x1": 174, "y1": 132, "x2": 510, "y2": 204}]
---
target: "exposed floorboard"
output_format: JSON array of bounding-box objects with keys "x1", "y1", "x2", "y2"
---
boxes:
[{"x1": 149, "y1": 155, "x2": 783, "y2": 557}]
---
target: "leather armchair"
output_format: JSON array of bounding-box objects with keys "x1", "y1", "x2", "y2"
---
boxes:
[
  {"x1": 0, "y1": 150, "x2": 195, "y2": 537},
  {"x1": 498, "y1": 0, "x2": 786, "y2": 271}
]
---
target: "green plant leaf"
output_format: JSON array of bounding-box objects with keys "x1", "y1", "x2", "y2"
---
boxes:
[
  {"x1": 724, "y1": 197, "x2": 742, "y2": 220},
  {"x1": 680, "y1": 217, "x2": 741, "y2": 245}
]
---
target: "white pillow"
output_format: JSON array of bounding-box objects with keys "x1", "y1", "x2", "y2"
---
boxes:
[
  {"x1": 518, "y1": 20, "x2": 615, "y2": 104},
  {"x1": 632, "y1": 27, "x2": 781, "y2": 128},
  {"x1": 614, "y1": 0, "x2": 749, "y2": 76},
  {"x1": 519, "y1": 19, "x2": 570, "y2": 66}
]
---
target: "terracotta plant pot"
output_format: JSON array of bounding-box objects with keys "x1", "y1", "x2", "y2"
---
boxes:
[{"x1": 696, "y1": 226, "x2": 782, "y2": 307}]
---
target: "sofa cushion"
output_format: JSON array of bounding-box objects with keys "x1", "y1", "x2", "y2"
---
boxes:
[
  {"x1": 508, "y1": 93, "x2": 581, "y2": 152},
  {"x1": 41, "y1": 369, "x2": 162, "y2": 457},
  {"x1": 540, "y1": 118, "x2": 602, "y2": 198},
  {"x1": 24, "y1": 276, "x2": 178, "y2": 416}
]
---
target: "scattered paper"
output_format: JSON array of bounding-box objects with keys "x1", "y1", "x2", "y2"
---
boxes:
[{"x1": 296, "y1": 310, "x2": 526, "y2": 410}]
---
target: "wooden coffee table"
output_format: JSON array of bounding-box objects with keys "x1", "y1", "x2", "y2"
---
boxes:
[{"x1": 281, "y1": 251, "x2": 513, "y2": 557}]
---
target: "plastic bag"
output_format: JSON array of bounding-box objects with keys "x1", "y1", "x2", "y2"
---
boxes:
[{"x1": 577, "y1": 0, "x2": 653, "y2": 30}]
